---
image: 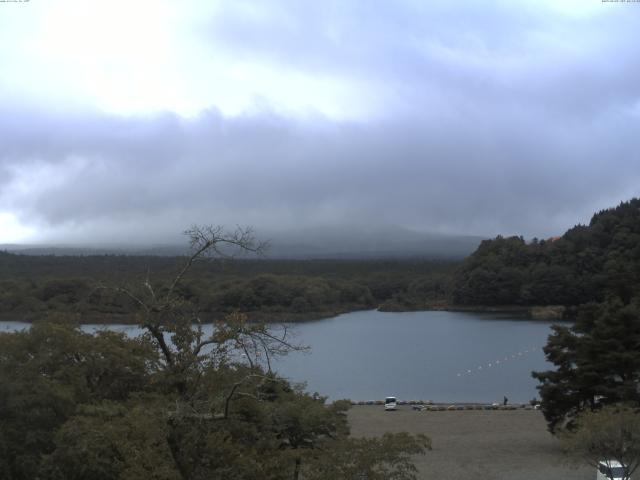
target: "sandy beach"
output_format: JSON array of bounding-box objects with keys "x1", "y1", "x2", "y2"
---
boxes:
[{"x1": 348, "y1": 406, "x2": 592, "y2": 480}]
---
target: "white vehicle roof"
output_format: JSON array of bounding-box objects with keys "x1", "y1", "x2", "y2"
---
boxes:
[{"x1": 599, "y1": 460, "x2": 623, "y2": 468}]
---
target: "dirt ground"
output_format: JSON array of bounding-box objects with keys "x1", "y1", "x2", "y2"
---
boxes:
[{"x1": 348, "y1": 406, "x2": 592, "y2": 480}]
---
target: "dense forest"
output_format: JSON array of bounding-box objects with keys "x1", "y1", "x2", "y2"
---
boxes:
[
  {"x1": 0, "y1": 253, "x2": 456, "y2": 322},
  {"x1": 439, "y1": 199, "x2": 640, "y2": 432},
  {"x1": 452, "y1": 198, "x2": 640, "y2": 309},
  {"x1": 3, "y1": 198, "x2": 640, "y2": 323}
]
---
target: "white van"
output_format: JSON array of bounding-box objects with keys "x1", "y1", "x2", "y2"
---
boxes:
[
  {"x1": 384, "y1": 396, "x2": 397, "y2": 411},
  {"x1": 597, "y1": 460, "x2": 628, "y2": 480}
]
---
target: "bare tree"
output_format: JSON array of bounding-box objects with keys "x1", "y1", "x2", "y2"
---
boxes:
[{"x1": 112, "y1": 225, "x2": 302, "y2": 396}]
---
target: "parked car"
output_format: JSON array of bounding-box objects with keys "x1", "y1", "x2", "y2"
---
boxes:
[
  {"x1": 384, "y1": 396, "x2": 397, "y2": 411},
  {"x1": 597, "y1": 460, "x2": 628, "y2": 480}
]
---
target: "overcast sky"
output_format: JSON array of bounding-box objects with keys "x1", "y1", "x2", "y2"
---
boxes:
[{"x1": 1, "y1": 0, "x2": 639, "y2": 245}]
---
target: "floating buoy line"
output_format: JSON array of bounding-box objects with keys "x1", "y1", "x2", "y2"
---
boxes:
[{"x1": 456, "y1": 346, "x2": 540, "y2": 378}]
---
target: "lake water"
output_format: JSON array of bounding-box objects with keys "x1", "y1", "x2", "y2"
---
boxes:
[{"x1": 0, "y1": 310, "x2": 558, "y2": 404}]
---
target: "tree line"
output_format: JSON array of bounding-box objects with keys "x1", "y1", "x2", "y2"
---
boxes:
[
  {"x1": 4, "y1": 198, "x2": 640, "y2": 323},
  {"x1": 0, "y1": 253, "x2": 456, "y2": 322},
  {"x1": 452, "y1": 198, "x2": 640, "y2": 307}
]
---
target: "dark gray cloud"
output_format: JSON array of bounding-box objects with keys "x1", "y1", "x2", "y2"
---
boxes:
[
  {"x1": 1, "y1": 1, "x2": 640, "y2": 244},
  {"x1": 2, "y1": 102, "x2": 639, "y2": 244}
]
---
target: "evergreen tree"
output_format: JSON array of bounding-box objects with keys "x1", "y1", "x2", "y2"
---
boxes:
[
  {"x1": 532, "y1": 297, "x2": 640, "y2": 432},
  {"x1": 452, "y1": 198, "x2": 640, "y2": 307}
]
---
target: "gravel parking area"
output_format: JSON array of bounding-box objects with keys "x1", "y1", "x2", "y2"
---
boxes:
[{"x1": 348, "y1": 406, "x2": 592, "y2": 480}]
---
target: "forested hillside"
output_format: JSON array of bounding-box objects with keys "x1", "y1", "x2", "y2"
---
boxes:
[
  {"x1": 452, "y1": 198, "x2": 640, "y2": 307},
  {"x1": 4, "y1": 198, "x2": 640, "y2": 322},
  {"x1": 0, "y1": 254, "x2": 455, "y2": 322}
]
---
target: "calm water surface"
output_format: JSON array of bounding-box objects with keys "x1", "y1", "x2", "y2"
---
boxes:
[
  {"x1": 1, "y1": 310, "x2": 558, "y2": 403},
  {"x1": 272, "y1": 310, "x2": 557, "y2": 403}
]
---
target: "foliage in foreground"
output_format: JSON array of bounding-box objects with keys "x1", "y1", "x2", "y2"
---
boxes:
[
  {"x1": 561, "y1": 405, "x2": 640, "y2": 480},
  {"x1": 0, "y1": 226, "x2": 429, "y2": 480},
  {"x1": 0, "y1": 318, "x2": 429, "y2": 480}
]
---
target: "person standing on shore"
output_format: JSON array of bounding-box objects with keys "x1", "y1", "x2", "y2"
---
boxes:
[{"x1": 503, "y1": 396, "x2": 508, "y2": 406}]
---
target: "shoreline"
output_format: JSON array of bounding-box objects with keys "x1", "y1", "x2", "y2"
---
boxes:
[
  {"x1": 0, "y1": 304, "x2": 570, "y2": 325},
  {"x1": 348, "y1": 400, "x2": 538, "y2": 410},
  {"x1": 380, "y1": 303, "x2": 570, "y2": 320}
]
